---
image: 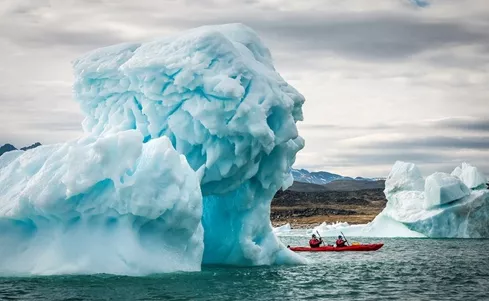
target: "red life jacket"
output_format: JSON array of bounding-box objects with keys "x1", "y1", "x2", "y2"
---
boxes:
[
  {"x1": 336, "y1": 239, "x2": 346, "y2": 247},
  {"x1": 309, "y1": 239, "x2": 321, "y2": 248}
]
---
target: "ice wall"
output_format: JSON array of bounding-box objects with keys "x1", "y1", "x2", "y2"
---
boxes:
[{"x1": 0, "y1": 24, "x2": 305, "y2": 274}]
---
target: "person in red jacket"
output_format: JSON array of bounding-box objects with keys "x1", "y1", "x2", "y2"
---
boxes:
[
  {"x1": 336, "y1": 235, "x2": 347, "y2": 247},
  {"x1": 309, "y1": 234, "x2": 323, "y2": 248}
]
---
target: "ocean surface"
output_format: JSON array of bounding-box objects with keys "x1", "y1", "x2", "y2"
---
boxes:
[{"x1": 1, "y1": 235, "x2": 488, "y2": 301}]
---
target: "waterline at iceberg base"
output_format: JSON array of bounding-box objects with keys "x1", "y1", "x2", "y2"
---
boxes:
[{"x1": 0, "y1": 23, "x2": 306, "y2": 275}]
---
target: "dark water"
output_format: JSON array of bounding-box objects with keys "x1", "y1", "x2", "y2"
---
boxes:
[{"x1": 1, "y1": 237, "x2": 488, "y2": 300}]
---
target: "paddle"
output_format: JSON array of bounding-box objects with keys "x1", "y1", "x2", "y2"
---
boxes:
[
  {"x1": 340, "y1": 231, "x2": 350, "y2": 246},
  {"x1": 316, "y1": 230, "x2": 325, "y2": 246}
]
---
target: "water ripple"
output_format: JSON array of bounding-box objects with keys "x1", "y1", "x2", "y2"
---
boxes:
[{"x1": 1, "y1": 238, "x2": 488, "y2": 300}]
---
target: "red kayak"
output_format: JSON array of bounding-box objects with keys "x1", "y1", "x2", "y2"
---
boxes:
[{"x1": 288, "y1": 243, "x2": 383, "y2": 252}]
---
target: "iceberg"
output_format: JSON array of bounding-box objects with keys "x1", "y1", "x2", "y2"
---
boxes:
[
  {"x1": 310, "y1": 219, "x2": 426, "y2": 238},
  {"x1": 0, "y1": 133, "x2": 204, "y2": 275},
  {"x1": 376, "y1": 161, "x2": 489, "y2": 238},
  {"x1": 310, "y1": 162, "x2": 488, "y2": 239},
  {"x1": 309, "y1": 221, "x2": 351, "y2": 234},
  {"x1": 0, "y1": 24, "x2": 305, "y2": 275},
  {"x1": 273, "y1": 223, "x2": 291, "y2": 234}
]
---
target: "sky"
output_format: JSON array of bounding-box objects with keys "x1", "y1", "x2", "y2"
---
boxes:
[{"x1": 0, "y1": 0, "x2": 488, "y2": 177}]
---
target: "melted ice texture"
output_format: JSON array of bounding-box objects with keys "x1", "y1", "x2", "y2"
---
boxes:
[{"x1": 0, "y1": 24, "x2": 305, "y2": 275}]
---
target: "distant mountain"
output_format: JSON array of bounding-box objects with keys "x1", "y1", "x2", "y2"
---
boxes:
[
  {"x1": 0, "y1": 144, "x2": 17, "y2": 156},
  {"x1": 291, "y1": 168, "x2": 380, "y2": 185},
  {"x1": 287, "y1": 179, "x2": 385, "y2": 193},
  {"x1": 291, "y1": 168, "x2": 345, "y2": 184},
  {"x1": 0, "y1": 142, "x2": 42, "y2": 157},
  {"x1": 20, "y1": 142, "x2": 42, "y2": 151}
]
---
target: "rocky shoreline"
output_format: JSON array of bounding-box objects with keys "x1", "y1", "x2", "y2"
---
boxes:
[{"x1": 270, "y1": 181, "x2": 387, "y2": 228}]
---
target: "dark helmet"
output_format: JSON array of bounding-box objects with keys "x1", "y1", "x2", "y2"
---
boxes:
[
  {"x1": 338, "y1": 235, "x2": 342, "y2": 239},
  {"x1": 312, "y1": 234, "x2": 317, "y2": 238}
]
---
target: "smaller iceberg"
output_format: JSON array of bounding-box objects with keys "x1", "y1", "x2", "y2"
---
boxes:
[
  {"x1": 309, "y1": 162, "x2": 488, "y2": 238},
  {"x1": 272, "y1": 223, "x2": 291, "y2": 234},
  {"x1": 377, "y1": 161, "x2": 489, "y2": 238},
  {"x1": 310, "y1": 219, "x2": 425, "y2": 238},
  {"x1": 309, "y1": 221, "x2": 351, "y2": 235}
]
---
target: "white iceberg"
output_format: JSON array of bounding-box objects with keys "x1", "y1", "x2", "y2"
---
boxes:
[
  {"x1": 378, "y1": 161, "x2": 489, "y2": 238},
  {"x1": 273, "y1": 223, "x2": 291, "y2": 233},
  {"x1": 314, "y1": 162, "x2": 489, "y2": 238},
  {"x1": 310, "y1": 218, "x2": 425, "y2": 238}
]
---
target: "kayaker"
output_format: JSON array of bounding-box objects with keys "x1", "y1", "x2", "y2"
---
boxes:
[
  {"x1": 336, "y1": 235, "x2": 347, "y2": 247},
  {"x1": 309, "y1": 234, "x2": 323, "y2": 248}
]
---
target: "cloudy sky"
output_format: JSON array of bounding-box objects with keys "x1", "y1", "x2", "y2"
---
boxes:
[{"x1": 1, "y1": 0, "x2": 488, "y2": 177}]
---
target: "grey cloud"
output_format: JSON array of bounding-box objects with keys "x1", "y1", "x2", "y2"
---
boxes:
[
  {"x1": 305, "y1": 149, "x2": 489, "y2": 176},
  {"x1": 297, "y1": 118, "x2": 489, "y2": 176},
  {"x1": 418, "y1": 49, "x2": 489, "y2": 71},
  {"x1": 0, "y1": 23, "x2": 127, "y2": 51},
  {"x1": 262, "y1": 16, "x2": 488, "y2": 61},
  {"x1": 434, "y1": 117, "x2": 489, "y2": 132},
  {"x1": 24, "y1": 30, "x2": 126, "y2": 51},
  {"x1": 356, "y1": 136, "x2": 489, "y2": 151},
  {"x1": 298, "y1": 124, "x2": 345, "y2": 130},
  {"x1": 2, "y1": 1, "x2": 489, "y2": 64},
  {"x1": 300, "y1": 116, "x2": 489, "y2": 133},
  {"x1": 160, "y1": 11, "x2": 489, "y2": 62},
  {"x1": 324, "y1": 151, "x2": 452, "y2": 167},
  {"x1": 18, "y1": 119, "x2": 83, "y2": 132},
  {"x1": 299, "y1": 123, "x2": 389, "y2": 131}
]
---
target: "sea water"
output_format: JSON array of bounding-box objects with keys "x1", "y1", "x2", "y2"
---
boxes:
[{"x1": 1, "y1": 237, "x2": 487, "y2": 301}]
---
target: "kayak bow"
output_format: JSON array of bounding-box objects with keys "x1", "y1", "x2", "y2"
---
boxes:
[{"x1": 289, "y1": 243, "x2": 383, "y2": 252}]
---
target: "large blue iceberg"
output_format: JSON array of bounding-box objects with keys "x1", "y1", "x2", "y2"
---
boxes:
[{"x1": 0, "y1": 24, "x2": 305, "y2": 275}]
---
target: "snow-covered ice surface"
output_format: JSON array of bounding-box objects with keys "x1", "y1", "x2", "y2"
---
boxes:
[
  {"x1": 0, "y1": 24, "x2": 305, "y2": 275},
  {"x1": 316, "y1": 162, "x2": 488, "y2": 238}
]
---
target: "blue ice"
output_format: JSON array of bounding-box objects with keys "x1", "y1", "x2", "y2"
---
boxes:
[{"x1": 0, "y1": 24, "x2": 305, "y2": 275}]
